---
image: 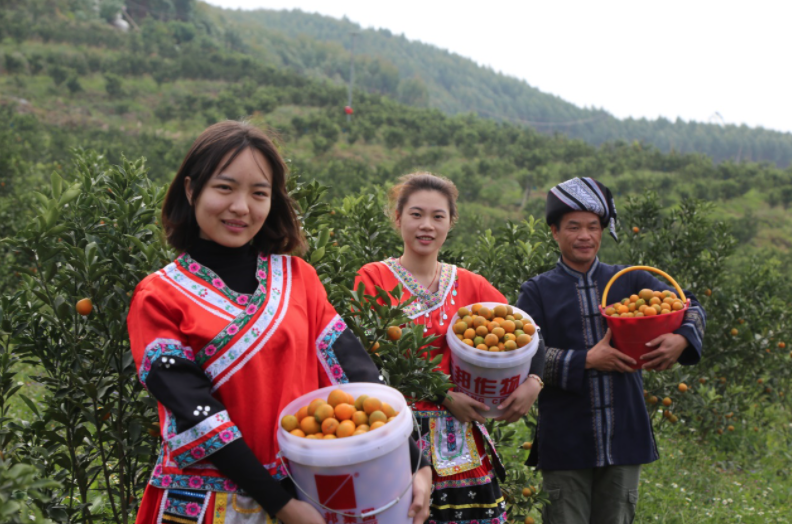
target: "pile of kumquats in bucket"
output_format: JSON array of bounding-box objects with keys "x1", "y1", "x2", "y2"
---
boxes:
[
  {"x1": 605, "y1": 289, "x2": 685, "y2": 318},
  {"x1": 280, "y1": 389, "x2": 399, "y2": 439},
  {"x1": 451, "y1": 304, "x2": 537, "y2": 352}
]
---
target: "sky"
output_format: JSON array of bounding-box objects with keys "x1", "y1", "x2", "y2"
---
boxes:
[{"x1": 203, "y1": 0, "x2": 792, "y2": 133}]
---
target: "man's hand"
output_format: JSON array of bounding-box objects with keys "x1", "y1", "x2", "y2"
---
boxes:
[
  {"x1": 408, "y1": 466, "x2": 432, "y2": 523},
  {"x1": 493, "y1": 378, "x2": 541, "y2": 423},
  {"x1": 442, "y1": 390, "x2": 489, "y2": 424},
  {"x1": 641, "y1": 333, "x2": 688, "y2": 371},
  {"x1": 585, "y1": 329, "x2": 636, "y2": 373},
  {"x1": 275, "y1": 499, "x2": 326, "y2": 524}
]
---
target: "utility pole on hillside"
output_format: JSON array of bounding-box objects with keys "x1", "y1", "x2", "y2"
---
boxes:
[{"x1": 347, "y1": 31, "x2": 359, "y2": 122}]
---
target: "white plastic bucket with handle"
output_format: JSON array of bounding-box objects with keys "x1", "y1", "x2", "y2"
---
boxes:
[
  {"x1": 446, "y1": 302, "x2": 540, "y2": 417},
  {"x1": 277, "y1": 383, "x2": 416, "y2": 524}
]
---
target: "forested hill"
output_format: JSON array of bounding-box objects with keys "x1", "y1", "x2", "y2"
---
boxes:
[
  {"x1": 210, "y1": 5, "x2": 792, "y2": 168},
  {"x1": 2, "y1": 0, "x2": 792, "y2": 260}
]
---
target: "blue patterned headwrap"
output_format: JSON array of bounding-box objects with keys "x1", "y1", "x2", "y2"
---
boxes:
[{"x1": 546, "y1": 177, "x2": 619, "y2": 241}]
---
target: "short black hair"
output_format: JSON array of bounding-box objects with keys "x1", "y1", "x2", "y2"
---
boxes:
[{"x1": 162, "y1": 121, "x2": 306, "y2": 255}]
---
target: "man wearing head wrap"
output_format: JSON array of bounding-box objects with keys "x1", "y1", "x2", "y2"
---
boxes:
[{"x1": 515, "y1": 177, "x2": 706, "y2": 524}]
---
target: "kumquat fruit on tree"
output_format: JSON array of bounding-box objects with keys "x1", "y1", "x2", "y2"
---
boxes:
[
  {"x1": 281, "y1": 389, "x2": 399, "y2": 439},
  {"x1": 603, "y1": 288, "x2": 684, "y2": 318},
  {"x1": 453, "y1": 304, "x2": 536, "y2": 352}
]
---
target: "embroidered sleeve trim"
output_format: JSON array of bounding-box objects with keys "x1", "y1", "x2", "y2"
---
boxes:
[
  {"x1": 138, "y1": 339, "x2": 195, "y2": 387},
  {"x1": 544, "y1": 346, "x2": 565, "y2": 387},
  {"x1": 316, "y1": 314, "x2": 350, "y2": 384},
  {"x1": 167, "y1": 410, "x2": 240, "y2": 469}
]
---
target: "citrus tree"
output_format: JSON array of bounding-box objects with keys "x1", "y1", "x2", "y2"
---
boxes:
[{"x1": 2, "y1": 151, "x2": 171, "y2": 523}]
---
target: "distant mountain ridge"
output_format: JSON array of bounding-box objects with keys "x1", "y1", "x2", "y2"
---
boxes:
[{"x1": 211, "y1": 5, "x2": 792, "y2": 167}]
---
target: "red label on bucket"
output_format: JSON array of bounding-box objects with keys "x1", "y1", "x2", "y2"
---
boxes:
[{"x1": 315, "y1": 474, "x2": 357, "y2": 510}]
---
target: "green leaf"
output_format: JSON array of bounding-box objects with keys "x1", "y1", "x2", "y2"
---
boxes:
[
  {"x1": 310, "y1": 246, "x2": 325, "y2": 264},
  {"x1": 51, "y1": 171, "x2": 64, "y2": 200},
  {"x1": 18, "y1": 394, "x2": 40, "y2": 417}
]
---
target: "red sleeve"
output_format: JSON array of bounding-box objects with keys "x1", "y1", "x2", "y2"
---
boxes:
[
  {"x1": 353, "y1": 264, "x2": 378, "y2": 296},
  {"x1": 127, "y1": 277, "x2": 242, "y2": 469},
  {"x1": 471, "y1": 271, "x2": 508, "y2": 303}
]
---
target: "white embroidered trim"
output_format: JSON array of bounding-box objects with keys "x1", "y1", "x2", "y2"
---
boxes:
[
  {"x1": 167, "y1": 410, "x2": 233, "y2": 452},
  {"x1": 210, "y1": 255, "x2": 292, "y2": 392},
  {"x1": 382, "y1": 260, "x2": 457, "y2": 320},
  {"x1": 159, "y1": 262, "x2": 241, "y2": 320}
]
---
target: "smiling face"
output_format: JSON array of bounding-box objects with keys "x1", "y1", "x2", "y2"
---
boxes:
[
  {"x1": 184, "y1": 147, "x2": 273, "y2": 248},
  {"x1": 395, "y1": 189, "x2": 452, "y2": 258},
  {"x1": 551, "y1": 210, "x2": 603, "y2": 272}
]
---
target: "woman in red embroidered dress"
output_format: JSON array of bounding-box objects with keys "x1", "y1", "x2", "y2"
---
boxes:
[
  {"x1": 128, "y1": 122, "x2": 432, "y2": 524},
  {"x1": 354, "y1": 173, "x2": 546, "y2": 524}
]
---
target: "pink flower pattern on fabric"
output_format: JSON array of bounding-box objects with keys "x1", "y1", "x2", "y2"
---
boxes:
[
  {"x1": 188, "y1": 263, "x2": 200, "y2": 273},
  {"x1": 185, "y1": 502, "x2": 201, "y2": 516},
  {"x1": 226, "y1": 325, "x2": 239, "y2": 336},
  {"x1": 188, "y1": 476, "x2": 202, "y2": 488},
  {"x1": 223, "y1": 479, "x2": 237, "y2": 492},
  {"x1": 236, "y1": 295, "x2": 249, "y2": 305},
  {"x1": 245, "y1": 304, "x2": 257, "y2": 315},
  {"x1": 211, "y1": 278, "x2": 225, "y2": 289}
]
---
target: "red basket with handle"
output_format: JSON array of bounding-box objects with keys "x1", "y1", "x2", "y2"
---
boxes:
[{"x1": 599, "y1": 266, "x2": 689, "y2": 369}]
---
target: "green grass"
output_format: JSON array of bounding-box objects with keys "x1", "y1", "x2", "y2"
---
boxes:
[{"x1": 509, "y1": 405, "x2": 792, "y2": 523}]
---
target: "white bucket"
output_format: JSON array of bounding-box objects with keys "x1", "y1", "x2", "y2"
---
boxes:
[
  {"x1": 277, "y1": 383, "x2": 416, "y2": 524},
  {"x1": 446, "y1": 302, "x2": 540, "y2": 417}
]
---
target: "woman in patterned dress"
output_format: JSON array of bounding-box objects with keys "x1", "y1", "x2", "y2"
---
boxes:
[
  {"x1": 128, "y1": 121, "x2": 432, "y2": 524},
  {"x1": 354, "y1": 172, "x2": 546, "y2": 524}
]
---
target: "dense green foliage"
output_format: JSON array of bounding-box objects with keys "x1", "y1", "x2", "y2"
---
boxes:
[{"x1": 1, "y1": 2, "x2": 792, "y2": 522}]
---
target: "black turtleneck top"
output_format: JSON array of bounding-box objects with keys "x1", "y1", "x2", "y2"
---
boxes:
[{"x1": 143, "y1": 238, "x2": 429, "y2": 518}]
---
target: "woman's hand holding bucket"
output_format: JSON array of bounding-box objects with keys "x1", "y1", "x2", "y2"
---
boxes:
[
  {"x1": 276, "y1": 499, "x2": 326, "y2": 524},
  {"x1": 441, "y1": 391, "x2": 490, "y2": 424},
  {"x1": 493, "y1": 378, "x2": 541, "y2": 423},
  {"x1": 408, "y1": 466, "x2": 432, "y2": 523}
]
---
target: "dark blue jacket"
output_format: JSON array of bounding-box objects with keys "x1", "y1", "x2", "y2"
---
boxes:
[{"x1": 516, "y1": 258, "x2": 705, "y2": 470}]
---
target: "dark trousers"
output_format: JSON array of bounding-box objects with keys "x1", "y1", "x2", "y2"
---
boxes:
[{"x1": 541, "y1": 465, "x2": 641, "y2": 524}]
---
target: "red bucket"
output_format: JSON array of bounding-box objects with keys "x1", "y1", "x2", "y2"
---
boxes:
[{"x1": 599, "y1": 266, "x2": 689, "y2": 369}]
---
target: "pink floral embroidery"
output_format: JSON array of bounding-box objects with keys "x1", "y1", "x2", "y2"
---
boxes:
[
  {"x1": 220, "y1": 430, "x2": 234, "y2": 443},
  {"x1": 143, "y1": 359, "x2": 152, "y2": 371},
  {"x1": 245, "y1": 304, "x2": 257, "y2": 315},
  {"x1": 223, "y1": 479, "x2": 237, "y2": 491},
  {"x1": 184, "y1": 348, "x2": 194, "y2": 360},
  {"x1": 153, "y1": 465, "x2": 163, "y2": 476},
  {"x1": 205, "y1": 345, "x2": 217, "y2": 357},
  {"x1": 160, "y1": 476, "x2": 172, "y2": 488},
  {"x1": 334, "y1": 320, "x2": 345, "y2": 331},
  {"x1": 331, "y1": 365, "x2": 344, "y2": 379},
  {"x1": 188, "y1": 263, "x2": 200, "y2": 273},
  {"x1": 212, "y1": 278, "x2": 225, "y2": 289},
  {"x1": 191, "y1": 447, "x2": 206, "y2": 460},
  {"x1": 236, "y1": 295, "x2": 249, "y2": 305},
  {"x1": 318, "y1": 341, "x2": 328, "y2": 350},
  {"x1": 491, "y1": 519, "x2": 500, "y2": 524},
  {"x1": 188, "y1": 476, "x2": 203, "y2": 488},
  {"x1": 257, "y1": 270, "x2": 267, "y2": 279},
  {"x1": 226, "y1": 325, "x2": 239, "y2": 336},
  {"x1": 185, "y1": 502, "x2": 201, "y2": 516}
]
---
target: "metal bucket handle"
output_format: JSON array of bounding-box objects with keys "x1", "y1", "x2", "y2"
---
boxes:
[{"x1": 279, "y1": 409, "x2": 423, "y2": 519}]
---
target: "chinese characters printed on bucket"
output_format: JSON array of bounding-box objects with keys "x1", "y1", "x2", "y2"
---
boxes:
[{"x1": 516, "y1": 177, "x2": 707, "y2": 524}]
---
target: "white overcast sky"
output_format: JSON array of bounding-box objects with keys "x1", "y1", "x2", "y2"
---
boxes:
[{"x1": 203, "y1": 0, "x2": 792, "y2": 133}]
